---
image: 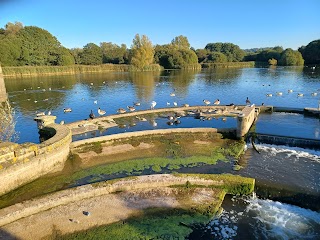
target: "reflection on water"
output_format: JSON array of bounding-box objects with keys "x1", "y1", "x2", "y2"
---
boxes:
[{"x1": 4, "y1": 67, "x2": 320, "y2": 143}]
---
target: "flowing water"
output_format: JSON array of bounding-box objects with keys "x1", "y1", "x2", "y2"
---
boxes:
[{"x1": 2, "y1": 67, "x2": 320, "y2": 238}]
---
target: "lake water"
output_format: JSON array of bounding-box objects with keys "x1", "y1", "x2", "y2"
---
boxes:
[
  {"x1": 3, "y1": 67, "x2": 320, "y2": 239},
  {"x1": 4, "y1": 66, "x2": 320, "y2": 143}
]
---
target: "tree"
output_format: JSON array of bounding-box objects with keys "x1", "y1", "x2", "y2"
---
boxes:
[
  {"x1": 195, "y1": 49, "x2": 209, "y2": 63},
  {"x1": 130, "y1": 34, "x2": 154, "y2": 70},
  {"x1": 100, "y1": 42, "x2": 127, "y2": 64},
  {"x1": 208, "y1": 52, "x2": 227, "y2": 63},
  {"x1": 55, "y1": 47, "x2": 75, "y2": 66},
  {"x1": 268, "y1": 58, "x2": 277, "y2": 65},
  {"x1": 171, "y1": 35, "x2": 190, "y2": 50},
  {"x1": 299, "y1": 39, "x2": 320, "y2": 65},
  {"x1": 80, "y1": 43, "x2": 102, "y2": 65},
  {"x1": 4, "y1": 22, "x2": 23, "y2": 35},
  {"x1": 278, "y1": 48, "x2": 304, "y2": 66},
  {"x1": 17, "y1": 26, "x2": 62, "y2": 65},
  {"x1": 205, "y1": 42, "x2": 245, "y2": 62},
  {"x1": 70, "y1": 48, "x2": 83, "y2": 64}
]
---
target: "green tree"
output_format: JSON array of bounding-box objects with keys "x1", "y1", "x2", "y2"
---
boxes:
[
  {"x1": 17, "y1": 26, "x2": 62, "y2": 65},
  {"x1": 208, "y1": 52, "x2": 227, "y2": 63},
  {"x1": 278, "y1": 48, "x2": 304, "y2": 66},
  {"x1": 55, "y1": 47, "x2": 75, "y2": 65},
  {"x1": 195, "y1": 49, "x2": 209, "y2": 63},
  {"x1": 130, "y1": 34, "x2": 154, "y2": 70},
  {"x1": 100, "y1": 42, "x2": 127, "y2": 64},
  {"x1": 299, "y1": 39, "x2": 320, "y2": 65},
  {"x1": 205, "y1": 42, "x2": 245, "y2": 62},
  {"x1": 80, "y1": 43, "x2": 102, "y2": 65},
  {"x1": 70, "y1": 48, "x2": 83, "y2": 64},
  {"x1": 171, "y1": 35, "x2": 190, "y2": 50}
]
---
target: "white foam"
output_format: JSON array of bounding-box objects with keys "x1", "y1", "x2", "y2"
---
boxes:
[
  {"x1": 245, "y1": 195, "x2": 320, "y2": 239},
  {"x1": 252, "y1": 143, "x2": 320, "y2": 163}
]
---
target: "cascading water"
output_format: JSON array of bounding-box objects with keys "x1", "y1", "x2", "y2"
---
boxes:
[{"x1": 190, "y1": 193, "x2": 320, "y2": 240}]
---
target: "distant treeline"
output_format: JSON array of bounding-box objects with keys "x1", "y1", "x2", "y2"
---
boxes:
[{"x1": 0, "y1": 22, "x2": 319, "y2": 73}]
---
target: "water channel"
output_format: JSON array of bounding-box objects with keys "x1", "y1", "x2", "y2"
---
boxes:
[{"x1": 3, "y1": 67, "x2": 320, "y2": 239}]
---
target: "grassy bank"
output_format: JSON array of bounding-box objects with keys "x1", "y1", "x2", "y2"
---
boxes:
[
  {"x1": 2, "y1": 64, "x2": 162, "y2": 77},
  {"x1": 201, "y1": 61, "x2": 255, "y2": 68}
]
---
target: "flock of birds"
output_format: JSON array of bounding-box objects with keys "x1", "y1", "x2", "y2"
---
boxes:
[{"x1": 30, "y1": 77, "x2": 319, "y2": 124}]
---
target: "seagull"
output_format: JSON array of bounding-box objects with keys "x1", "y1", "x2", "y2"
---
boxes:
[
  {"x1": 213, "y1": 99, "x2": 220, "y2": 105},
  {"x1": 94, "y1": 100, "x2": 98, "y2": 104},
  {"x1": 170, "y1": 92, "x2": 175, "y2": 97},
  {"x1": 133, "y1": 102, "x2": 141, "y2": 106},
  {"x1": 166, "y1": 102, "x2": 170, "y2": 106},
  {"x1": 297, "y1": 93, "x2": 304, "y2": 97},
  {"x1": 89, "y1": 110, "x2": 95, "y2": 119},
  {"x1": 288, "y1": 89, "x2": 293, "y2": 93},
  {"x1": 151, "y1": 101, "x2": 157, "y2": 109},
  {"x1": 276, "y1": 92, "x2": 283, "y2": 96},
  {"x1": 98, "y1": 107, "x2": 106, "y2": 116},
  {"x1": 63, "y1": 108, "x2": 72, "y2": 112},
  {"x1": 47, "y1": 110, "x2": 51, "y2": 115},
  {"x1": 245, "y1": 97, "x2": 251, "y2": 105},
  {"x1": 203, "y1": 99, "x2": 210, "y2": 106},
  {"x1": 182, "y1": 103, "x2": 189, "y2": 107},
  {"x1": 266, "y1": 93, "x2": 273, "y2": 97},
  {"x1": 173, "y1": 102, "x2": 178, "y2": 106},
  {"x1": 311, "y1": 92, "x2": 318, "y2": 96}
]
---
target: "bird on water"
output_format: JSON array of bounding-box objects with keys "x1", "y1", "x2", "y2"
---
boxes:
[
  {"x1": 98, "y1": 107, "x2": 106, "y2": 116},
  {"x1": 151, "y1": 101, "x2": 157, "y2": 109},
  {"x1": 245, "y1": 97, "x2": 251, "y2": 105},
  {"x1": 89, "y1": 110, "x2": 95, "y2": 119}
]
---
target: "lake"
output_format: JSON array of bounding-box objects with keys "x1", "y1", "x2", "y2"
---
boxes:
[
  {"x1": 4, "y1": 66, "x2": 320, "y2": 143},
  {"x1": 3, "y1": 66, "x2": 320, "y2": 239}
]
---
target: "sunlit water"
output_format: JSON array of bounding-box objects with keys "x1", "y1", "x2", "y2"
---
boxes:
[
  {"x1": 3, "y1": 67, "x2": 320, "y2": 238},
  {"x1": 4, "y1": 67, "x2": 320, "y2": 143}
]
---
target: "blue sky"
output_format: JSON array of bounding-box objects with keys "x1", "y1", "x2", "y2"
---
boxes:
[{"x1": 0, "y1": 0, "x2": 319, "y2": 50}]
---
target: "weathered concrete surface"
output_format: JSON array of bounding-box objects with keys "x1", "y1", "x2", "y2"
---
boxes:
[
  {"x1": 71, "y1": 128, "x2": 218, "y2": 148},
  {"x1": 66, "y1": 105, "x2": 243, "y2": 135},
  {"x1": 236, "y1": 106, "x2": 258, "y2": 138},
  {"x1": 0, "y1": 174, "x2": 254, "y2": 240},
  {"x1": 0, "y1": 123, "x2": 72, "y2": 196}
]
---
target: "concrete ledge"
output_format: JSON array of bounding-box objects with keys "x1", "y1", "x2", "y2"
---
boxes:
[
  {"x1": 0, "y1": 174, "x2": 254, "y2": 227},
  {"x1": 71, "y1": 128, "x2": 219, "y2": 148},
  {"x1": 0, "y1": 123, "x2": 72, "y2": 196}
]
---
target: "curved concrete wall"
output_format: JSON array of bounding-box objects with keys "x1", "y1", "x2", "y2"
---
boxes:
[
  {"x1": 71, "y1": 128, "x2": 218, "y2": 148},
  {"x1": 0, "y1": 123, "x2": 72, "y2": 196}
]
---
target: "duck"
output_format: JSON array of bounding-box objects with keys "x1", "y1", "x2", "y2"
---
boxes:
[
  {"x1": 94, "y1": 100, "x2": 98, "y2": 104},
  {"x1": 98, "y1": 107, "x2": 106, "y2": 116},
  {"x1": 203, "y1": 99, "x2": 211, "y2": 106},
  {"x1": 127, "y1": 106, "x2": 136, "y2": 112},
  {"x1": 150, "y1": 101, "x2": 157, "y2": 109},
  {"x1": 276, "y1": 92, "x2": 283, "y2": 96},
  {"x1": 288, "y1": 89, "x2": 293, "y2": 93},
  {"x1": 133, "y1": 102, "x2": 141, "y2": 106},
  {"x1": 311, "y1": 92, "x2": 318, "y2": 96},
  {"x1": 297, "y1": 93, "x2": 304, "y2": 97},
  {"x1": 245, "y1": 97, "x2": 251, "y2": 105},
  {"x1": 64, "y1": 108, "x2": 72, "y2": 112},
  {"x1": 117, "y1": 108, "x2": 126, "y2": 113},
  {"x1": 266, "y1": 93, "x2": 273, "y2": 97},
  {"x1": 213, "y1": 99, "x2": 220, "y2": 105},
  {"x1": 89, "y1": 110, "x2": 95, "y2": 119},
  {"x1": 182, "y1": 103, "x2": 190, "y2": 107},
  {"x1": 173, "y1": 102, "x2": 178, "y2": 106},
  {"x1": 166, "y1": 102, "x2": 170, "y2": 106},
  {"x1": 170, "y1": 92, "x2": 175, "y2": 97}
]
